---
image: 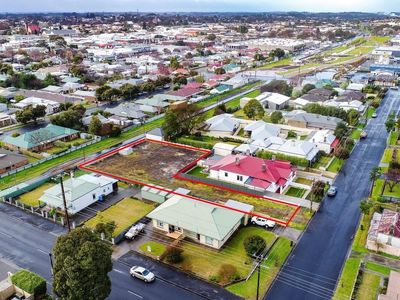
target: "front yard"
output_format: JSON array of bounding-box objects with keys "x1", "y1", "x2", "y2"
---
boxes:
[
  {"x1": 327, "y1": 157, "x2": 345, "y2": 173},
  {"x1": 84, "y1": 198, "x2": 155, "y2": 236},
  {"x1": 333, "y1": 257, "x2": 361, "y2": 300},
  {"x1": 285, "y1": 187, "x2": 307, "y2": 198}
]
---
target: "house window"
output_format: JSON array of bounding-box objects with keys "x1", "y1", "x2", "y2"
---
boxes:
[
  {"x1": 92, "y1": 194, "x2": 96, "y2": 200},
  {"x1": 205, "y1": 236, "x2": 213, "y2": 246},
  {"x1": 224, "y1": 172, "x2": 228, "y2": 177},
  {"x1": 157, "y1": 221, "x2": 164, "y2": 228},
  {"x1": 176, "y1": 227, "x2": 182, "y2": 233},
  {"x1": 237, "y1": 175, "x2": 243, "y2": 181}
]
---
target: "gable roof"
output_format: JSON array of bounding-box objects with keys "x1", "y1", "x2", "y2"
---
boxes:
[
  {"x1": 210, "y1": 154, "x2": 294, "y2": 188},
  {"x1": 244, "y1": 120, "x2": 280, "y2": 140},
  {"x1": 3, "y1": 124, "x2": 79, "y2": 149},
  {"x1": 147, "y1": 195, "x2": 245, "y2": 240},
  {"x1": 206, "y1": 114, "x2": 240, "y2": 132}
]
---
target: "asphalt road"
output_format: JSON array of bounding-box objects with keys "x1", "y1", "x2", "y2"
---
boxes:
[{"x1": 266, "y1": 89, "x2": 400, "y2": 300}]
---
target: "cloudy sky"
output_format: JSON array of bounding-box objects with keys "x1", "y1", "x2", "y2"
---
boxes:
[{"x1": 0, "y1": 0, "x2": 397, "y2": 13}]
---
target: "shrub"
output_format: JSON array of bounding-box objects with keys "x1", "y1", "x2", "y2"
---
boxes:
[
  {"x1": 334, "y1": 147, "x2": 350, "y2": 159},
  {"x1": 270, "y1": 111, "x2": 283, "y2": 124},
  {"x1": 243, "y1": 235, "x2": 266, "y2": 257},
  {"x1": 11, "y1": 132, "x2": 20, "y2": 138},
  {"x1": 11, "y1": 269, "x2": 47, "y2": 296},
  {"x1": 257, "y1": 150, "x2": 309, "y2": 167},
  {"x1": 287, "y1": 130, "x2": 297, "y2": 139},
  {"x1": 218, "y1": 264, "x2": 240, "y2": 284},
  {"x1": 164, "y1": 246, "x2": 184, "y2": 264},
  {"x1": 208, "y1": 275, "x2": 221, "y2": 282}
]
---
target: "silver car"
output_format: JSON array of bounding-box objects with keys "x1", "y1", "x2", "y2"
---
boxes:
[
  {"x1": 129, "y1": 266, "x2": 155, "y2": 283},
  {"x1": 327, "y1": 186, "x2": 337, "y2": 197}
]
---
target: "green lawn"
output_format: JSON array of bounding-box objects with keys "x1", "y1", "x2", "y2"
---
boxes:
[
  {"x1": 352, "y1": 212, "x2": 373, "y2": 253},
  {"x1": 365, "y1": 262, "x2": 392, "y2": 276},
  {"x1": 313, "y1": 155, "x2": 332, "y2": 169},
  {"x1": 350, "y1": 129, "x2": 362, "y2": 140},
  {"x1": 327, "y1": 158, "x2": 345, "y2": 173},
  {"x1": 389, "y1": 131, "x2": 399, "y2": 146},
  {"x1": 227, "y1": 237, "x2": 292, "y2": 300},
  {"x1": 355, "y1": 272, "x2": 381, "y2": 300},
  {"x1": 258, "y1": 58, "x2": 292, "y2": 70},
  {"x1": 371, "y1": 179, "x2": 384, "y2": 200},
  {"x1": 294, "y1": 177, "x2": 313, "y2": 185},
  {"x1": 172, "y1": 227, "x2": 276, "y2": 283},
  {"x1": 139, "y1": 241, "x2": 166, "y2": 258},
  {"x1": 85, "y1": 198, "x2": 155, "y2": 236},
  {"x1": 187, "y1": 166, "x2": 208, "y2": 178},
  {"x1": 285, "y1": 187, "x2": 307, "y2": 198},
  {"x1": 381, "y1": 149, "x2": 394, "y2": 163},
  {"x1": 365, "y1": 107, "x2": 376, "y2": 119},
  {"x1": 17, "y1": 182, "x2": 53, "y2": 207},
  {"x1": 0, "y1": 82, "x2": 259, "y2": 190},
  {"x1": 333, "y1": 258, "x2": 361, "y2": 300},
  {"x1": 347, "y1": 46, "x2": 374, "y2": 56}
]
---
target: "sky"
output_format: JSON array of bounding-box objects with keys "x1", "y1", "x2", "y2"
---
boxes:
[{"x1": 0, "y1": 0, "x2": 398, "y2": 13}]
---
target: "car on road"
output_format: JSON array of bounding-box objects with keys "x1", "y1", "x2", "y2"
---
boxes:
[
  {"x1": 327, "y1": 186, "x2": 337, "y2": 197},
  {"x1": 360, "y1": 131, "x2": 368, "y2": 139},
  {"x1": 129, "y1": 266, "x2": 155, "y2": 283},
  {"x1": 371, "y1": 112, "x2": 377, "y2": 118},
  {"x1": 390, "y1": 86, "x2": 398, "y2": 90},
  {"x1": 251, "y1": 216, "x2": 276, "y2": 228}
]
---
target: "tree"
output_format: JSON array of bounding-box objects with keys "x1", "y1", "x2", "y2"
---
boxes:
[
  {"x1": 270, "y1": 111, "x2": 283, "y2": 124},
  {"x1": 243, "y1": 235, "x2": 266, "y2": 257},
  {"x1": 16, "y1": 105, "x2": 46, "y2": 124},
  {"x1": 302, "y1": 84, "x2": 315, "y2": 94},
  {"x1": 164, "y1": 246, "x2": 183, "y2": 263},
  {"x1": 53, "y1": 227, "x2": 112, "y2": 300},
  {"x1": 50, "y1": 106, "x2": 85, "y2": 130},
  {"x1": 43, "y1": 73, "x2": 57, "y2": 87},
  {"x1": 243, "y1": 99, "x2": 264, "y2": 120},
  {"x1": 334, "y1": 147, "x2": 350, "y2": 159},
  {"x1": 385, "y1": 118, "x2": 396, "y2": 132},
  {"x1": 254, "y1": 53, "x2": 265, "y2": 61},
  {"x1": 261, "y1": 80, "x2": 292, "y2": 97},
  {"x1": 88, "y1": 115, "x2": 102, "y2": 135},
  {"x1": 169, "y1": 56, "x2": 180, "y2": 70},
  {"x1": 162, "y1": 104, "x2": 205, "y2": 140},
  {"x1": 369, "y1": 166, "x2": 381, "y2": 191},
  {"x1": 96, "y1": 85, "x2": 112, "y2": 101},
  {"x1": 237, "y1": 25, "x2": 248, "y2": 35},
  {"x1": 334, "y1": 122, "x2": 348, "y2": 139},
  {"x1": 346, "y1": 109, "x2": 359, "y2": 126},
  {"x1": 360, "y1": 199, "x2": 373, "y2": 216},
  {"x1": 214, "y1": 67, "x2": 226, "y2": 75},
  {"x1": 269, "y1": 48, "x2": 285, "y2": 59},
  {"x1": 207, "y1": 33, "x2": 216, "y2": 41},
  {"x1": 309, "y1": 181, "x2": 326, "y2": 203}
]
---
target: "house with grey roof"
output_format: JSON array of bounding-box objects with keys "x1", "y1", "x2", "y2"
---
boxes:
[
  {"x1": 39, "y1": 173, "x2": 118, "y2": 215},
  {"x1": 147, "y1": 195, "x2": 253, "y2": 249},
  {"x1": 3, "y1": 124, "x2": 80, "y2": 152},
  {"x1": 244, "y1": 120, "x2": 280, "y2": 140},
  {"x1": 205, "y1": 114, "x2": 240, "y2": 135},
  {"x1": 0, "y1": 149, "x2": 28, "y2": 174},
  {"x1": 284, "y1": 110, "x2": 342, "y2": 130},
  {"x1": 105, "y1": 103, "x2": 146, "y2": 120},
  {"x1": 135, "y1": 94, "x2": 185, "y2": 113}
]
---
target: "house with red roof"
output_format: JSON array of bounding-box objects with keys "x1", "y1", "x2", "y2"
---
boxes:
[{"x1": 209, "y1": 154, "x2": 296, "y2": 193}]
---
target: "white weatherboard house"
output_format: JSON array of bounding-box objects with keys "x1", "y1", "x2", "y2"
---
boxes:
[
  {"x1": 147, "y1": 195, "x2": 253, "y2": 249},
  {"x1": 39, "y1": 174, "x2": 118, "y2": 214}
]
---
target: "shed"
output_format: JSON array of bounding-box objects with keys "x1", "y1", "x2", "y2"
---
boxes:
[
  {"x1": 141, "y1": 186, "x2": 170, "y2": 203},
  {"x1": 213, "y1": 142, "x2": 236, "y2": 157}
]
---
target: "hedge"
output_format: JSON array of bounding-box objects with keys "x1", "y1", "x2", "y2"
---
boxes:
[
  {"x1": 11, "y1": 269, "x2": 47, "y2": 296},
  {"x1": 256, "y1": 150, "x2": 309, "y2": 167},
  {"x1": 176, "y1": 137, "x2": 214, "y2": 149}
]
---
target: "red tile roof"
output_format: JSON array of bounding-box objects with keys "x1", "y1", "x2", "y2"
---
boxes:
[
  {"x1": 168, "y1": 87, "x2": 201, "y2": 97},
  {"x1": 211, "y1": 154, "x2": 294, "y2": 189}
]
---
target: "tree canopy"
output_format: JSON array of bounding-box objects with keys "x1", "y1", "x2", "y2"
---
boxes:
[
  {"x1": 53, "y1": 227, "x2": 112, "y2": 300},
  {"x1": 15, "y1": 105, "x2": 46, "y2": 124},
  {"x1": 243, "y1": 99, "x2": 264, "y2": 120}
]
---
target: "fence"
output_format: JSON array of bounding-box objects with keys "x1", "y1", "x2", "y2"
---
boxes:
[
  {"x1": 0, "y1": 136, "x2": 102, "y2": 179},
  {"x1": 178, "y1": 172, "x2": 266, "y2": 197}
]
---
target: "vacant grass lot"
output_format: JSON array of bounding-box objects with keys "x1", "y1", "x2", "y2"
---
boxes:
[
  {"x1": 172, "y1": 227, "x2": 276, "y2": 282},
  {"x1": 294, "y1": 177, "x2": 313, "y2": 185},
  {"x1": 355, "y1": 272, "x2": 381, "y2": 300},
  {"x1": 258, "y1": 58, "x2": 292, "y2": 70},
  {"x1": 327, "y1": 158, "x2": 344, "y2": 173},
  {"x1": 17, "y1": 182, "x2": 54, "y2": 207},
  {"x1": 85, "y1": 198, "x2": 155, "y2": 236},
  {"x1": 332, "y1": 257, "x2": 361, "y2": 300},
  {"x1": 227, "y1": 237, "x2": 292, "y2": 300},
  {"x1": 389, "y1": 131, "x2": 399, "y2": 145}
]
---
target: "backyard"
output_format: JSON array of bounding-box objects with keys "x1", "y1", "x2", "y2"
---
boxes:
[
  {"x1": 84, "y1": 197, "x2": 155, "y2": 236},
  {"x1": 17, "y1": 182, "x2": 54, "y2": 207}
]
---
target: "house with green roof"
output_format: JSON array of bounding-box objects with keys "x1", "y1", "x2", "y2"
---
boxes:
[
  {"x1": 39, "y1": 173, "x2": 118, "y2": 214},
  {"x1": 147, "y1": 195, "x2": 253, "y2": 249},
  {"x1": 3, "y1": 124, "x2": 80, "y2": 152}
]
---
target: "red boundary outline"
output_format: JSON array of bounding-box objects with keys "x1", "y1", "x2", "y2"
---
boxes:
[{"x1": 79, "y1": 138, "x2": 300, "y2": 226}]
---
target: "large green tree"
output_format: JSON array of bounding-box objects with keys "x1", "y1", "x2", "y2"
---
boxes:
[
  {"x1": 53, "y1": 227, "x2": 112, "y2": 300},
  {"x1": 15, "y1": 105, "x2": 46, "y2": 124},
  {"x1": 88, "y1": 115, "x2": 102, "y2": 135},
  {"x1": 243, "y1": 99, "x2": 264, "y2": 120}
]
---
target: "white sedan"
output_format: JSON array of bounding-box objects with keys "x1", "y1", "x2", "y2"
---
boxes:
[
  {"x1": 129, "y1": 266, "x2": 155, "y2": 283},
  {"x1": 251, "y1": 216, "x2": 276, "y2": 228}
]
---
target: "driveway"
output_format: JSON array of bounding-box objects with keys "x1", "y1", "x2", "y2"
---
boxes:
[{"x1": 266, "y1": 90, "x2": 400, "y2": 300}]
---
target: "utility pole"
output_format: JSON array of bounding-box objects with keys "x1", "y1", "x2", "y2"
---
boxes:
[
  {"x1": 256, "y1": 261, "x2": 261, "y2": 300},
  {"x1": 60, "y1": 176, "x2": 71, "y2": 232}
]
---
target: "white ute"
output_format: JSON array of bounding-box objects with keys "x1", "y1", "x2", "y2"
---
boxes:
[
  {"x1": 125, "y1": 223, "x2": 145, "y2": 240},
  {"x1": 251, "y1": 216, "x2": 276, "y2": 228}
]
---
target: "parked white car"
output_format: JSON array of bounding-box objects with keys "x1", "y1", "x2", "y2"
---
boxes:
[
  {"x1": 129, "y1": 266, "x2": 155, "y2": 283},
  {"x1": 251, "y1": 216, "x2": 276, "y2": 228},
  {"x1": 125, "y1": 223, "x2": 145, "y2": 240}
]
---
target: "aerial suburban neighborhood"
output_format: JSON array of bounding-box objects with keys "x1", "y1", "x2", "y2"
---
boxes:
[{"x1": 0, "y1": 1, "x2": 399, "y2": 300}]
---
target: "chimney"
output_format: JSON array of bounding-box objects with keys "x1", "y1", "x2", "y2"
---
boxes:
[
  {"x1": 261, "y1": 163, "x2": 267, "y2": 172},
  {"x1": 235, "y1": 156, "x2": 240, "y2": 166}
]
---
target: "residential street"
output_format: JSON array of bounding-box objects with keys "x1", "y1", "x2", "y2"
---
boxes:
[
  {"x1": 266, "y1": 90, "x2": 400, "y2": 300},
  {"x1": 0, "y1": 204, "x2": 230, "y2": 300}
]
